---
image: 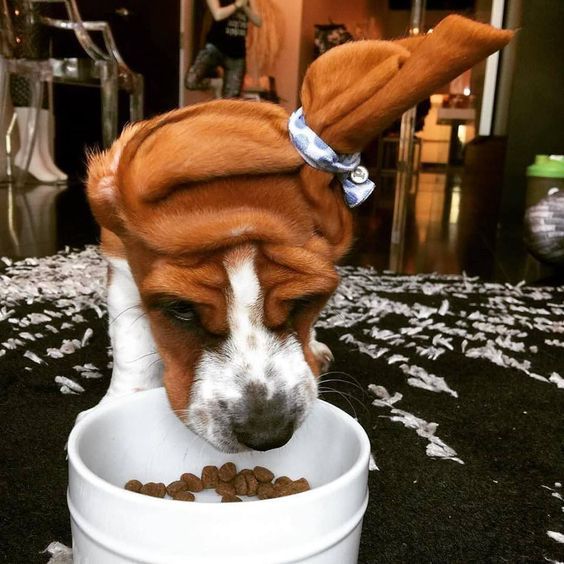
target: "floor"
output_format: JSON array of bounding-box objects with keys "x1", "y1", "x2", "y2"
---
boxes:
[
  {"x1": 0, "y1": 179, "x2": 98, "y2": 259},
  {"x1": 0, "y1": 170, "x2": 560, "y2": 285}
]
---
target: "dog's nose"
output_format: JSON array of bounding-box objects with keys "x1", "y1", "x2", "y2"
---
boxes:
[
  {"x1": 234, "y1": 420, "x2": 294, "y2": 451},
  {"x1": 231, "y1": 383, "x2": 296, "y2": 451}
]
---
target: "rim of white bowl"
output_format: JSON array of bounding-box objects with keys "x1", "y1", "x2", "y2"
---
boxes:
[{"x1": 67, "y1": 388, "x2": 371, "y2": 510}]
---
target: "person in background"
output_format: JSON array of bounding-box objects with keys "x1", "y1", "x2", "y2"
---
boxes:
[{"x1": 185, "y1": 0, "x2": 262, "y2": 99}]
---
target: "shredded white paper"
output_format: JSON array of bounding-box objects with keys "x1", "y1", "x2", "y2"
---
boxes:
[
  {"x1": 369, "y1": 452, "x2": 379, "y2": 471},
  {"x1": 318, "y1": 268, "x2": 564, "y2": 394},
  {"x1": 23, "y1": 350, "x2": 45, "y2": 365},
  {"x1": 547, "y1": 531, "x2": 564, "y2": 544},
  {"x1": 0, "y1": 247, "x2": 109, "y2": 396},
  {"x1": 549, "y1": 373, "x2": 564, "y2": 389},
  {"x1": 55, "y1": 376, "x2": 85, "y2": 394},
  {"x1": 369, "y1": 384, "x2": 464, "y2": 464},
  {"x1": 43, "y1": 541, "x2": 73, "y2": 564},
  {"x1": 542, "y1": 482, "x2": 564, "y2": 562}
]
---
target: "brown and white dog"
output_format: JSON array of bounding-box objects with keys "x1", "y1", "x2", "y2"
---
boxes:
[{"x1": 85, "y1": 16, "x2": 512, "y2": 452}]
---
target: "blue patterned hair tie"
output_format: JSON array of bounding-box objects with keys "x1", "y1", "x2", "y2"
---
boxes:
[{"x1": 288, "y1": 107, "x2": 375, "y2": 208}]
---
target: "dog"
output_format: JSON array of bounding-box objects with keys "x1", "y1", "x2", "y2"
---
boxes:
[{"x1": 85, "y1": 16, "x2": 512, "y2": 452}]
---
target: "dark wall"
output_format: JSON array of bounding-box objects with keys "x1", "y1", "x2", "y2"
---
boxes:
[
  {"x1": 83, "y1": 0, "x2": 180, "y2": 119},
  {"x1": 500, "y1": 0, "x2": 564, "y2": 225},
  {"x1": 53, "y1": 0, "x2": 180, "y2": 179}
]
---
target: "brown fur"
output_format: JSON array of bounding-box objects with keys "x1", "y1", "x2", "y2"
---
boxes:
[{"x1": 86, "y1": 15, "x2": 513, "y2": 411}]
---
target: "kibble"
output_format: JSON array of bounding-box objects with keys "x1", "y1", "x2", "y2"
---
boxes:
[
  {"x1": 201, "y1": 465, "x2": 219, "y2": 489},
  {"x1": 215, "y1": 481, "x2": 236, "y2": 497},
  {"x1": 257, "y1": 482, "x2": 276, "y2": 500},
  {"x1": 233, "y1": 473, "x2": 248, "y2": 496},
  {"x1": 253, "y1": 466, "x2": 274, "y2": 483},
  {"x1": 124, "y1": 479, "x2": 143, "y2": 493},
  {"x1": 218, "y1": 462, "x2": 237, "y2": 482},
  {"x1": 243, "y1": 471, "x2": 258, "y2": 496},
  {"x1": 181, "y1": 472, "x2": 204, "y2": 492},
  {"x1": 292, "y1": 478, "x2": 311, "y2": 493},
  {"x1": 125, "y1": 464, "x2": 311, "y2": 503},
  {"x1": 277, "y1": 477, "x2": 311, "y2": 497},
  {"x1": 221, "y1": 494, "x2": 242, "y2": 503},
  {"x1": 173, "y1": 491, "x2": 195, "y2": 502},
  {"x1": 166, "y1": 480, "x2": 188, "y2": 497},
  {"x1": 139, "y1": 482, "x2": 166, "y2": 498}
]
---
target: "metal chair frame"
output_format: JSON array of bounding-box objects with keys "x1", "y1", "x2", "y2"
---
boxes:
[{"x1": 0, "y1": 0, "x2": 143, "y2": 189}]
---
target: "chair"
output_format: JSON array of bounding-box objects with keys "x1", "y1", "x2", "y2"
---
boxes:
[
  {"x1": 41, "y1": 4, "x2": 144, "y2": 145},
  {"x1": 0, "y1": 0, "x2": 143, "y2": 186}
]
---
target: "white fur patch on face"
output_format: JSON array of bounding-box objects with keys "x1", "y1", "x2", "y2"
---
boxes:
[
  {"x1": 186, "y1": 248, "x2": 318, "y2": 452},
  {"x1": 104, "y1": 258, "x2": 163, "y2": 399}
]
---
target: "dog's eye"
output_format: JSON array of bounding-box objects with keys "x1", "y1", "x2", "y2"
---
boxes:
[
  {"x1": 288, "y1": 295, "x2": 321, "y2": 319},
  {"x1": 291, "y1": 295, "x2": 317, "y2": 310},
  {"x1": 163, "y1": 300, "x2": 198, "y2": 323}
]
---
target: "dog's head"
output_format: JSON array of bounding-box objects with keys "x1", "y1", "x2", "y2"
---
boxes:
[{"x1": 86, "y1": 16, "x2": 512, "y2": 452}]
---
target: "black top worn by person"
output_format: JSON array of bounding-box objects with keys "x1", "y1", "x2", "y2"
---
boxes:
[{"x1": 206, "y1": 0, "x2": 248, "y2": 58}]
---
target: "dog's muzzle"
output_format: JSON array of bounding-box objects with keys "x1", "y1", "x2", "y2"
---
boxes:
[{"x1": 230, "y1": 383, "x2": 298, "y2": 451}]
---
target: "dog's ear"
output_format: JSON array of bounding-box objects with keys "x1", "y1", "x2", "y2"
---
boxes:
[
  {"x1": 86, "y1": 123, "x2": 144, "y2": 236},
  {"x1": 296, "y1": 15, "x2": 513, "y2": 260},
  {"x1": 301, "y1": 14, "x2": 514, "y2": 154}
]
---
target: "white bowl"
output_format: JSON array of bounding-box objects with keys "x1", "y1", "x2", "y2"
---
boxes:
[{"x1": 67, "y1": 388, "x2": 370, "y2": 563}]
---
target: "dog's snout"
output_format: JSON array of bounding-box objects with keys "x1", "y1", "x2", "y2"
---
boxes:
[
  {"x1": 231, "y1": 383, "x2": 297, "y2": 451},
  {"x1": 234, "y1": 420, "x2": 294, "y2": 451}
]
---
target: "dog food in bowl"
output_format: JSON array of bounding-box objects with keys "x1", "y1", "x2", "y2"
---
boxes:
[
  {"x1": 125, "y1": 463, "x2": 310, "y2": 502},
  {"x1": 67, "y1": 388, "x2": 370, "y2": 563}
]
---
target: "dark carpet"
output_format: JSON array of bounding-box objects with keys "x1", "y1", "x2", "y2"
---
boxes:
[{"x1": 0, "y1": 247, "x2": 563, "y2": 563}]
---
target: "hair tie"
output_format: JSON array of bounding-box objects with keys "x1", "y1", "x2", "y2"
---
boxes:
[{"x1": 288, "y1": 107, "x2": 374, "y2": 208}]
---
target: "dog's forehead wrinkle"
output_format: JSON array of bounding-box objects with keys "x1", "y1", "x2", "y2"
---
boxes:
[
  {"x1": 229, "y1": 225, "x2": 252, "y2": 238},
  {"x1": 224, "y1": 248, "x2": 265, "y2": 328}
]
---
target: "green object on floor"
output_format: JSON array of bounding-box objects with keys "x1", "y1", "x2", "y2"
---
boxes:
[
  {"x1": 526, "y1": 154, "x2": 564, "y2": 178},
  {"x1": 525, "y1": 155, "x2": 564, "y2": 210}
]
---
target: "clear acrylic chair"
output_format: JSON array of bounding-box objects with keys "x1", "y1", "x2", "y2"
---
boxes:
[
  {"x1": 0, "y1": 0, "x2": 143, "y2": 189},
  {"x1": 40, "y1": 1, "x2": 144, "y2": 146}
]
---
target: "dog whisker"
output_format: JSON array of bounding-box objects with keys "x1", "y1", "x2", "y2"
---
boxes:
[
  {"x1": 147, "y1": 357, "x2": 164, "y2": 371},
  {"x1": 318, "y1": 387, "x2": 358, "y2": 419},
  {"x1": 126, "y1": 350, "x2": 160, "y2": 363},
  {"x1": 127, "y1": 311, "x2": 148, "y2": 330},
  {"x1": 320, "y1": 370, "x2": 365, "y2": 386},
  {"x1": 108, "y1": 304, "x2": 140, "y2": 326},
  {"x1": 319, "y1": 371, "x2": 367, "y2": 395},
  {"x1": 318, "y1": 386, "x2": 371, "y2": 419},
  {"x1": 318, "y1": 375, "x2": 368, "y2": 397}
]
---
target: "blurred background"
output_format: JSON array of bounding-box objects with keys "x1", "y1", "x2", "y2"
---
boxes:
[{"x1": 1, "y1": 0, "x2": 563, "y2": 283}]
